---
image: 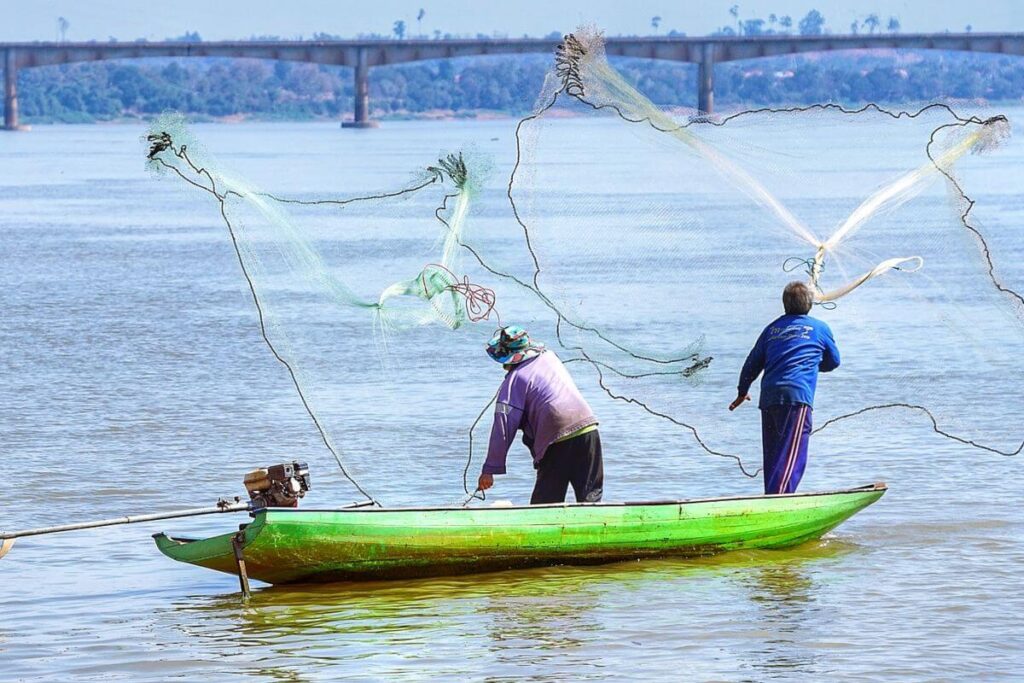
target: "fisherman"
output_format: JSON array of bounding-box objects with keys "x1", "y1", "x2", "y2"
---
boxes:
[
  {"x1": 729, "y1": 281, "x2": 840, "y2": 494},
  {"x1": 477, "y1": 325, "x2": 603, "y2": 504}
]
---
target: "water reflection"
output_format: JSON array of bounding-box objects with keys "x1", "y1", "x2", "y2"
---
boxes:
[
  {"x1": 743, "y1": 560, "x2": 822, "y2": 678},
  {"x1": 480, "y1": 569, "x2": 603, "y2": 674},
  {"x1": 160, "y1": 539, "x2": 859, "y2": 680}
]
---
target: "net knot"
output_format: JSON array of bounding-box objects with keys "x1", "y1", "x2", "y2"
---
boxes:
[
  {"x1": 427, "y1": 153, "x2": 469, "y2": 189},
  {"x1": 146, "y1": 131, "x2": 173, "y2": 160},
  {"x1": 783, "y1": 256, "x2": 818, "y2": 278},
  {"x1": 420, "y1": 264, "x2": 499, "y2": 324},
  {"x1": 555, "y1": 34, "x2": 587, "y2": 97},
  {"x1": 973, "y1": 114, "x2": 1011, "y2": 155}
]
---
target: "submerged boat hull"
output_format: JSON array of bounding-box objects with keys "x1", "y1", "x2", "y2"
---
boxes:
[{"x1": 154, "y1": 483, "x2": 886, "y2": 584}]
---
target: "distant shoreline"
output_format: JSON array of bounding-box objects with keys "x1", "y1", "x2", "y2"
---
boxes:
[{"x1": 19, "y1": 99, "x2": 1016, "y2": 127}]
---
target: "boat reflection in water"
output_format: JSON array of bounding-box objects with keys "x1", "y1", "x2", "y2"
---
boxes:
[
  {"x1": 160, "y1": 538, "x2": 860, "y2": 680},
  {"x1": 741, "y1": 556, "x2": 826, "y2": 677}
]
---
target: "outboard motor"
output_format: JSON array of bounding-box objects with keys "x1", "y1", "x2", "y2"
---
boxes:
[{"x1": 243, "y1": 462, "x2": 311, "y2": 509}]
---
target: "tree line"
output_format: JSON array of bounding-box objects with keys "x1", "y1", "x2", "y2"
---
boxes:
[
  {"x1": 11, "y1": 48, "x2": 1021, "y2": 124},
  {"x1": 35, "y1": 7, "x2": 981, "y2": 44}
]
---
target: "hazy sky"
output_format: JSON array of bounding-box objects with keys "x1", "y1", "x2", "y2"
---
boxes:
[{"x1": 2, "y1": 0, "x2": 1018, "y2": 42}]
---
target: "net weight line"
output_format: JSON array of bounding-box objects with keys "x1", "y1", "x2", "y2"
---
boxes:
[
  {"x1": 147, "y1": 135, "x2": 381, "y2": 503},
  {"x1": 477, "y1": 33, "x2": 1024, "y2": 474},
  {"x1": 144, "y1": 35, "x2": 1024, "y2": 502},
  {"x1": 147, "y1": 136, "x2": 501, "y2": 503}
]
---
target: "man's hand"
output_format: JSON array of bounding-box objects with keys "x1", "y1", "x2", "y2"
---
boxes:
[
  {"x1": 729, "y1": 394, "x2": 751, "y2": 411},
  {"x1": 477, "y1": 473, "x2": 494, "y2": 492}
]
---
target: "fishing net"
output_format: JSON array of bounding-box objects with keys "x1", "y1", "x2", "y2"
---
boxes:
[
  {"x1": 145, "y1": 116, "x2": 509, "y2": 504},
  {"x1": 144, "y1": 28, "x2": 1023, "y2": 504},
  {"x1": 477, "y1": 29, "x2": 1023, "y2": 479}
]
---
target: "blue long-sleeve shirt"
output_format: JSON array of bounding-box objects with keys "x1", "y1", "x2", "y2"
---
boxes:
[{"x1": 738, "y1": 314, "x2": 840, "y2": 409}]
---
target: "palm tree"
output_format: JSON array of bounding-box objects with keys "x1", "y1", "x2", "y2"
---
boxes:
[
  {"x1": 393, "y1": 20, "x2": 406, "y2": 40},
  {"x1": 780, "y1": 15, "x2": 793, "y2": 33},
  {"x1": 417, "y1": 9, "x2": 425, "y2": 37},
  {"x1": 768, "y1": 13, "x2": 777, "y2": 32},
  {"x1": 887, "y1": 16, "x2": 901, "y2": 33},
  {"x1": 863, "y1": 13, "x2": 880, "y2": 34},
  {"x1": 729, "y1": 5, "x2": 740, "y2": 33},
  {"x1": 651, "y1": 16, "x2": 662, "y2": 35},
  {"x1": 849, "y1": 20, "x2": 858, "y2": 35},
  {"x1": 57, "y1": 16, "x2": 69, "y2": 42}
]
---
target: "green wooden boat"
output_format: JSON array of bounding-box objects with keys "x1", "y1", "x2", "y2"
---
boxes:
[{"x1": 154, "y1": 483, "x2": 886, "y2": 584}]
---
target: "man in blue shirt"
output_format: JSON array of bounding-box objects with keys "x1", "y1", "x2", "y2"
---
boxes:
[{"x1": 729, "y1": 281, "x2": 841, "y2": 494}]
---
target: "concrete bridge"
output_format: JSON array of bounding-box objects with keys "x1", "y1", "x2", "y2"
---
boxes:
[{"x1": 3, "y1": 32, "x2": 1024, "y2": 130}]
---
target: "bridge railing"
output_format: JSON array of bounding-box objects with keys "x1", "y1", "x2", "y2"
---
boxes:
[{"x1": 3, "y1": 33, "x2": 1022, "y2": 128}]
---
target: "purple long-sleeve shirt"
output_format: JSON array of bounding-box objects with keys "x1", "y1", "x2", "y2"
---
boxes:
[{"x1": 482, "y1": 351, "x2": 598, "y2": 475}]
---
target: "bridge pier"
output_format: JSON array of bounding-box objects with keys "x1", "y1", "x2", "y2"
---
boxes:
[
  {"x1": 342, "y1": 47, "x2": 378, "y2": 129},
  {"x1": 3, "y1": 48, "x2": 22, "y2": 131},
  {"x1": 697, "y1": 43, "x2": 715, "y2": 114}
]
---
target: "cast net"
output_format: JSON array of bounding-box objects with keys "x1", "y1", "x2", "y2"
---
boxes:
[
  {"x1": 145, "y1": 116, "x2": 507, "y2": 504},
  {"x1": 144, "y1": 28, "x2": 1023, "y2": 503},
  {"x1": 483, "y1": 29, "x2": 1023, "y2": 482}
]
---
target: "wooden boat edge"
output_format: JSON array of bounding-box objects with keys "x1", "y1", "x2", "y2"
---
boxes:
[
  {"x1": 152, "y1": 483, "x2": 887, "y2": 583},
  {"x1": 276, "y1": 482, "x2": 888, "y2": 515}
]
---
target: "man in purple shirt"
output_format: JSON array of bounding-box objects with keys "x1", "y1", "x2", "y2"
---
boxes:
[{"x1": 477, "y1": 326, "x2": 604, "y2": 504}]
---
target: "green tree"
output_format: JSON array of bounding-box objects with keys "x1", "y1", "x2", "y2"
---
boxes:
[
  {"x1": 417, "y1": 9, "x2": 425, "y2": 37},
  {"x1": 16, "y1": 46, "x2": 1024, "y2": 122},
  {"x1": 742, "y1": 19, "x2": 766, "y2": 35},
  {"x1": 863, "y1": 14, "x2": 880, "y2": 34},
  {"x1": 57, "y1": 16, "x2": 69, "y2": 42},
  {"x1": 169, "y1": 31, "x2": 202, "y2": 43},
  {"x1": 393, "y1": 20, "x2": 406, "y2": 40},
  {"x1": 887, "y1": 17, "x2": 901, "y2": 33},
  {"x1": 651, "y1": 16, "x2": 661, "y2": 34},
  {"x1": 779, "y1": 15, "x2": 793, "y2": 32},
  {"x1": 799, "y1": 10, "x2": 826, "y2": 35},
  {"x1": 161, "y1": 62, "x2": 189, "y2": 85}
]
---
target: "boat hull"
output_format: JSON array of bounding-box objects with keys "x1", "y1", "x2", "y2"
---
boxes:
[{"x1": 154, "y1": 483, "x2": 886, "y2": 584}]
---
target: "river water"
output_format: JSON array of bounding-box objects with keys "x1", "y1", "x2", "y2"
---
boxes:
[{"x1": 1, "y1": 116, "x2": 1023, "y2": 681}]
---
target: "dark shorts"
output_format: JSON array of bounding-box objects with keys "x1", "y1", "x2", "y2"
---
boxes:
[{"x1": 531, "y1": 430, "x2": 604, "y2": 504}]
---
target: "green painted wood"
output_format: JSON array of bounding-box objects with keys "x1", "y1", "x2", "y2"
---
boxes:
[{"x1": 153, "y1": 483, "x2": 886, "y2": 584}]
